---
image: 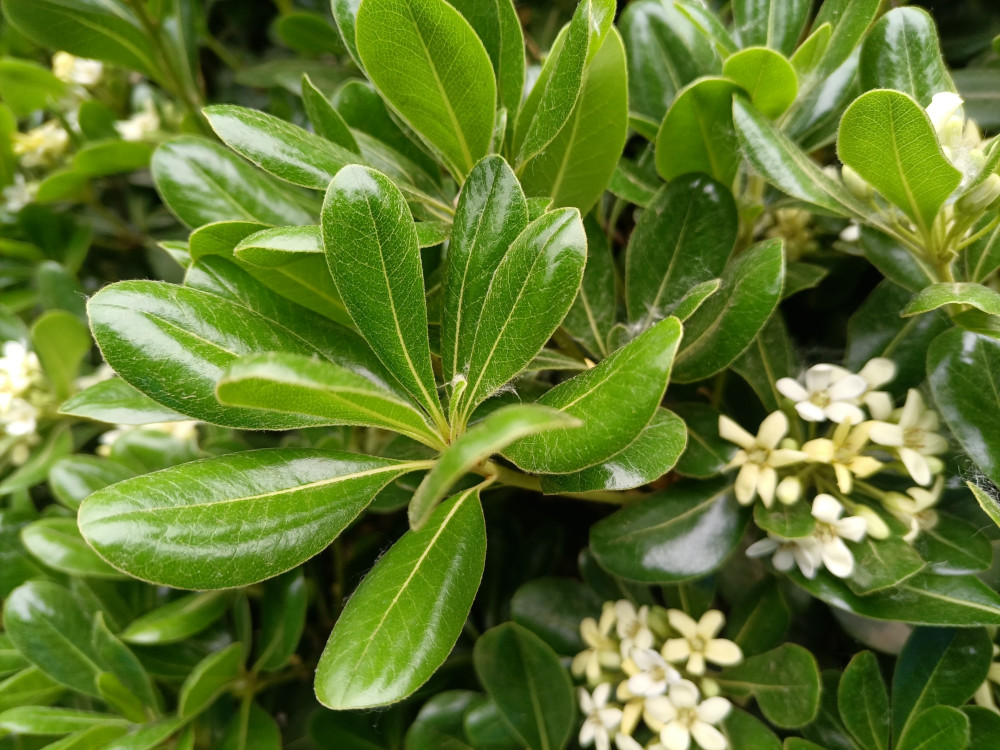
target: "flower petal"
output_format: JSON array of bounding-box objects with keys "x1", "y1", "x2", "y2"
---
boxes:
[
  {"x1": 645, "y1": 695, "x2": 676, "y2": 724},
  {"x1": 746, "y1": 538, "x2": 778, "y2": 558},
  {"x1": 670, "y1": 680, "x2": 701, "y2": 708},
  {"x1": 868, "y1": 421, "x2": 904, "y2": 446},
  {"x1": 758, "y1": 465, "x2": 778, "y2": 508},
  {"x1": 821, "y1": 538, "x2": 855, "y2": 578},
  {"x1": 667, "y1": 609, "x2": 698, "y2": 638},
  {"x1": 859, "y1": 358, "x2": 896, "y2": 388},
  {"x1": 828, "y1": 373, "x2": 867, "y2": 400},
  {"x1": 719, "y1": 415, "x2": 755, "y2": 449},
  {"x1": 696, "y1": 610, "x2": 725, "y2": 639},
  {"x1": 769, "y1": 449, "x2": 808, "y2": 467},
  {"x1": 805, "y1": 365, "x2": 833, "y2": 392},
  {"x1": 825, "y1": 402, "x2": 866, "y2": 424},
  {"x1": 705, "y1": 639, "x2": 743, "y2": 666},
  {"x1": 835, "y1": 516, "x2": 868, "y2": 543},
  {"x1": 594, "y1": 682, "x2": 612, "y2": 707},
  {"x1": 757, "y1": 411, "x2": 789, "y2": 449},
  {"x1": 696, "y1": 696, "x2": 733, "y2": 724},
  {"x1": 691, "y1": 721, "x2": 728, "y2": 750},
  {"x1": 898, "y1": 389, "x2": 925, "y2": 429},
  {"x1": 796, "y1": 401, "x2": 828, "y2": 422},
  {"x1": 899, "y1": 447, "x2": 932, "y2": 486},
  {"x1": 663, "y1": 638, "x2": 691, "y2": 664},
  {"x1": 812, "y1": 493, "x2": 844, "y2": 523},
  {"x1": 660, "y1": 722, "x2": 692, "y2": 750},
  {"x1": 735, "y1": 463, "x2": 759, "y2": 505},
  {"x1": 776, "y1": 377, "x2": 809, "y2": 402}
]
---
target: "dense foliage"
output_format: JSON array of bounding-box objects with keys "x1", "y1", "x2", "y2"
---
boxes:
[{"x1": 3, "y1": 0, "x2": 1000, "y2": 748}]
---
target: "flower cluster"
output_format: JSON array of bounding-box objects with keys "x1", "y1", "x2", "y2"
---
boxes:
[
  {"x1": 97, "y1": 419, "x2": 201, "y2": 456},
  {"x1": 573, "y1": 600, "x2": 742, "y2": 750},
  {"x1": 0, "y1": 341, "x2": 49, "y2": 465},
  {"x1": 720, "y1": 358, "x2": 951, "y2": 580}
]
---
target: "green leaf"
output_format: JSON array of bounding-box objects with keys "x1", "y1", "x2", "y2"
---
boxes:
[
  {"x1": 230, "y1": 226, "x2": 320, "y2": 268},
  {"x1": 965, "y1": 706, "x2": 1000, "y2": 750},
  {"x1": 188, "y1": 220, "x2": 271, "y2": 263},
  {"x1": 503, "y1": 317, "x2": 682, "y2": 474},
  {"x1": 672, "y1": 238, "x2": 785, "y2": 383},
  {"x1": 204, "y1": 105, "x2": 361, "y2": 190},
  {"x1": 73, "y1": 141, "x2": 152, "y2": 177},
  {"x1": 473, "y1": 623, "x2": 574, "y2": 750},
  {"x1": 316, "y1": 486, "x2": 486, "y2": 709},
  {"x1": 3, "y1": 582, "x2": 104, "y2": 697},
  {"x1": 0, "y1": 425, "x2": 72, "y2": 495},
  {"x1": 255, "y1": 569, "x2": 307, "y2": 672},
  {"x1": 848, "y1": 534, "x2": 926, "y2": 594},
  {"x1": 721, "y1": 707, "x2": 782, "y2": 750},
  {"x1": 895, "y1": 707, "x2": 969, "y2": 750},
  {"x1": 151, "y1": 137, "x2": 313, "y2": 228},
  {"x1": 619, "y1": 0, "x2": 721, "y2": 122},
  {"x1": 892, "y1": 627, "x2": 992, "y2": 738},
  {"x1": 732, "y1": 0, "x2": 810, "y2": 55},
  {"x1": 927, "y1": 329, "x2": 1000, "y2": 486},
  {"x1": 0, "y1": 668, "x2": 62, "y2": 713},
  {"x1": 0, "y1": 707, "x2": 126, "y2": 736},
  {"x1": 717, "y1": 644, "x2": 821, "y2": 729},
  {"x1": 790, "y1": 23, "x2": 832, "y2": 77},
  {"x1": 723, "y1": 47, "x2": 798, "y2": 118},
  {"x1": 2, "y1": 0, "x2": 160, "y2": 78},
  {"x1": 510, "y1": 578, "x2": 604, "y2": 656},
  {"x1": 673, "y1": 403, "x2": 737, "y2": 478},
  {"x1": 590, "y1": 478, "x2": 750, "y2": 582},
  {"x1": 91, "y1": 613, "x2": 159, "y2": 713},
  {"x1": 31, "y1": 310, "x2": 90, "y2": 400},
  {"x1": 914, "y1": 512, "x2": 993, "y2": 574},
  {"x1": 838, "y1": 651, "x2": 889, "y2": 750},
  {"x1": 78, "y1": 449, "x2": 422, "y2": 589},
  {"x1": 464, "y1": 697, "x2": 521, "y2": 750},
  {"x1": 441, "y1": 156, "x2": 528, "y2": 385},
  {"x1": 625, "y1": 174, "x2": 737, "y2": 328},
  {"x1": 354, "y1": 0, "x2": 496, "y2": 179},
  {"x1": 454, "y1": 208, "x2": 586, "y2": 421},
  {"x1": 276, "y1": 12, "x2": 343, "y2": 56},
  {"x1": 903, "y1": 282, "x2": 1000, "y2": 318},
  {"x1": 732, "y1": 312, "x2": 800, "y2": 413},
  {"x1": 968, "y1": 481, "x2": 1000, "y2": 530},
  {"x1": 754, "y1": 501, "x2": 815, "y2": 539},
  {"x1": 101, "y1": 716, "x2": 188, "y2": 750},
  {"x1": 837, "y1": 90, "x2": 961, "y2": 234},
  {"x1": 448, "y1": 0, "x2": 524, "y2": 117},
  {"x1": 406, "y1": 691, "x2": 479, "y2": 750},
  {"x1": 520, "y1": 28, "x2": 628, "y2": 215},
  {"x1": 539, "y1": 409, "x2": 686, "y2": 494},
  {"x1": 561, "y1": 216, "x2": 615, "y2": 358},
  {"x1": 0, "y1": 58, "x2": 68, "y2": 117},
  {"x1": 302, "y1": 75, "x2": 359, "y2": 152},
  {"x1": 409, "y1": 405, "x2": 578, "y2": 529},
  {"x1": 955, "y1": 68, "x2": 1000, "y2": 131},
  {"x1": 178, "y1": 643, "x2": 243, "y2": 719},
  {"x1": 860, "y1": 8, "x2": 953, "y2": 107},
  {"x1": 20, "y1": 518, "x2": 124, "y2": 579},
  {"x1": 655, "y1": 77, "x2": 741, "y2": 185},
  {"x1": 810, "y1": 0, "x2": 880, "y2": 83},
  {"x1": 958, "y1": 217, "x2": 1000, "y2": 283},
  {"x1": 727, "y1": 579, "x2": 791, "y2": 657},
  {"x1": 220, "y1": 701, "x2": 280, "y2": 750},
  {"x1": 120, "y1": 592, "x2": 229, "y2": 645},
  {"x1": 322, "y1": 165, "x2": 445, "y2": 428},
  {"x1": 217, "y1": 352, "x2": 443, "y2": 449},
  {"x1": 513, "y1": 0, "x2": 615, "y2": 167},
  {"x1": 60, "y1": 378, "x2": 188, "y2": 426}
]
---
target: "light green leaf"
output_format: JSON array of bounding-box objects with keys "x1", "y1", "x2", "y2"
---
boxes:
[
  {"x1": 810, "y1": 0, "x2": 880, "y2": 83},
  {"x1": 732, "y1": 0, "x2": 810, "y2": 56},
  {"x1": 903, "y1": 282, "x2": 1000, "y2": 317},
  {"x1": 73, "y1": 140, "x2": 152, "y2": 177},
  {"x1": 0, "y1": 58, "x2": 68, "y2": 117},
  {"x1": 656, "y1": 77, "x2": 741, "y2": 185},
  {"x1": 302, "y1": 74, "x2": 359, "y2": 153},
  {"x1": 0, "y1": 707, "x2": 126, "y2": 736},
  {"x1": 31, "y1": 310, "x2": 91, "y2": 400},
  {"x1": 233, "y1": 226, "x2": 322, "y2": 268},
  {"x1": 448, "y1": 0, "x2": 525, "y2": 117},
  {"x1": 178, "y1": 643, "x2": 243, "y2": 719},
  {"x1": 837, "y1": 89, "x2": 961, "y2": 234},
  {"x1": 188, "y1": 221, "x2": 271, "y2": 262},
  {"x1": 723, "y1": 47, "x2": 798, "y2": 118},
  {"x1": 60, "y1": 378, "x2": 188, "y2": 426},
  {"x1": 790, "y1": 23, "x2": 832, "y2": 77},
  {"x1": 968, "y1": 481, "x2": 1000, "y2": 530},
  {"x1": 120, "y1": 592, "x2": 230, "y2": 645},
  {"x1": 562, "y1": 216, "x2": 616, "y2": 358},
  {"x1": 504, "y1": 316, "x2": 682, "y2": 474},
  {"x1": 20, "y1": 518, "x2": 124, "y2": 580},
  {"x1": 355, "y1": 0, "x2": 496, "y2": 179},
  {"x1": 78, "y1": 449, "x2": 424, "y2": 589},
  {"x1": 316, "y1": 486, "x2": 486, "y2": 709}
]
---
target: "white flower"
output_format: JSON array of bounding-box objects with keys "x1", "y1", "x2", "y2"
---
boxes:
[
  {"x1": 662, "y1": 610, "x2": 742, "y2": 676},
  {"x1": 573, "y1": 602, "x2": 621, "y2": 684},
  {"x1": 747, "y1": 533, "x2": 822, "y2": 579},
  {"x1": 614, "y1": 734, "x2": 647, "y2": 750},
  {"x1": 115, "y1": 99, "x2": 160, "y2": 142},
  {"x1": 883, "y1": 477, "x2": 943, "y2": 542},
  {"x1": 839, "y1": 222, "x2": 861, "y2": 243},
  {"x1": 624, "y1": 648, "x2": 680, "y2": 697},
  {"x1": 2, "y1": 397, "x2": 37, "y2": 437},
  {"x1": 925, "y1": 92, "x2": 985, "y2": 186},
  {"x1": 0, "y1": 342, "x2": 42, "y2": 396},
  {"x1": 644, "y1": 681, "x2": 731, "y2": 750},
  {"x1": 856, "y1": 358, "x2": 896, "y2": 420},
  {"x1": 810, "y1": 494, "x2": 867, "y2": 579},
  {"x1": 52, "y1": 52, "x2": 103, "y2": 86},
  {"x1": 615, "y1": 600, "x2": 655, "y2": 656},
  {"x1": 13, "y1": 121, "x2": 69, "y2": 168},
  {"x1": 1, "y1": 174, "x2": 38, "y2": 213},
  {"x1": 579, "y1": 683, "x2": 623, "y2": 750},
  {"x1": 777, "y1": 364, "x2": 867, "y2": 423},
  {"x1": 802, "y1": 419, "x2": 883, "y2": 494},
  {"x1": 97, "y1": 420, "x2": 200, "y2": 456},
  {"x1": 867, "y1": 389, "x2": 947, "y2": 486},
  {"x1": 719, "y1": 412, "x2": 806, "y2": 507}
]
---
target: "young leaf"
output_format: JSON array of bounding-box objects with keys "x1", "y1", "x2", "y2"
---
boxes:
[
  {"x1": 322, "y1": 165, "x2": 445, "y2": 429},
  {"x1": 354, "y1": 0, "x2": 496, "y2": 179},
  {"x1": 441, "y1": 156, "x2": 528, "y2": 385},
  {"x1": 625, "y1": 174, "x2": 738, "y2": 328},
  {"x1": 316, "y1": 486, "x2": 486, "y2": 709},
  {"x1": 561, "y1": 216, "x2": 616, "y2": 358},
  {"x1": 59, "y1": 378, "x2": 188, "y2": 426},
  {"x1": 503, "y1": 316, "x2": 682, "y2": 474},
  {"x1": 78, "y1": 449, "x2": 424, "y2": 589},
  {"x1": 723, "y1": 47, "x2": 798, "y2": 118},
  {"x1": 590, "y1": 478, "x2": 750, "y2": 583},
  {"x1": 732, "y1": 0, "x2": 810, "y2": 55},
  {"x1": 473, "y1": 623, "x2": 575, "y2": 750},
  {"x1": 233, "y1": 226, "x2": 322, "y2": 268},
  {"x1": 119, "y1": 592, "x2": 230, "y2": 645},
  {"x1": 448, "y1": 0, "x2": 524, "y2": 117},
  {"x1": 837, "y1": 90, "x2": 961, "y2": 234},
  {"x1": 716, "y1": 644, "x2": 821, "y2": 728},
  {"x1": 838, "y1": 651, "x2": 889, "y2": 750},
  {"x1": 188, "y1": 221, "x2": 271, "y2": 262},
  {"x1": 178, "y1": 643, "x2": 243, "y2": 719},
  {"x1": 409, "y1": 405, "x2": 579, "y2": 529},
  {"x1": 456, "y1": 208, "x2": 586, "y2": 420},
  {"x1": 903, "y1": 282, "x2": 1000, "y2": 317},
  {"x1": 20, "y1": 518, "x2": 125, "y2": 580}
]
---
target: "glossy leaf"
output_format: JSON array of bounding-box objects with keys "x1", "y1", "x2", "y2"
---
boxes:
[
  {"x1": 895, "y1": 707, "x2": 969, "y2": 750},
  {"x1": 903, "y1": 282, "x2": 1000, "y2": 317},
  {"x1": 178, "y1": 643, "x2": 243, "y2": 719},
  {"x1": 958, "y1": 217, "x2": 1000, "y2": 283},
  {"x1": 20, "y1": 518, "x2": 124, "y2": 579},
  {"x1": 316, "y1": 486, "x2": 486, "y2": 709},
  {"x1": 790, "y1": 23, "x2": 832, "y2": 77},
  {"x1": 504, "y1": 317, "x2": 682, "y2": 474},
  {"x1": 727, "y1": 579, "x2": 791, "y2": 657},
  {"x1": 255, "y1": 569, "x2": 307, "y2": 671},
  {"x1": 302, "y1": 74, "x2": 359, "y2": 152},
  {"x1": 220, "y1": 701, "x2": 281, "y2": 750},
  {"x1": 233, "y1": 226, "x2": 322, "y2": 268},
  {"x1": 510, "y1": 578, "x2": 604, "y2": 656},
  {"x1": 455, "y1": 208, "x2": 586, "y2": 420},
  {"x1": 810, "y1": 0, "x2": 880, "y2": 83},
  {"x1": 837, "y1": 90, "x2": 961, "y2": 234},
  {"x1": 464, "y1": 697, "x2": 522, "y2": 750},
  {"x1": 656, "y1": 77, "x2": 741, "y2": 185},
  {"x1": 406, "y1": 691, "x2": 479, "y2": 750},
  {"x1": 838, "y1": 651, "x2": 889, "y2": 750},
  {"x1": 0, "y1": 707, "x2": 126, "y2": 736},
  {"x1": 672, "y1": 403, "x2": 737, "y2": 478},
  {"x1": 732, "y1": 312, "x2": 799, "y2": 413},
  {"x1": 188, "y1": 221, "x2": 270, "y2": 262},
  {"x1": 120, "y1": 592, "x2": 229, "y2": 645},
  {"x1": 590, "y1": 478, "x2": 750, "y2": 583},
  {"x1": 721, "y1": 708, "x2": 782, "y2": 750},
  {"x1": 732, "y1": 0, "x2": 810, "y2": 55},
  {"x1": 409, "y1": 405, "x2": 578, "y2": 529},
  {"x1": 473, "y1": 623, "x2": 574, "y2": 750},
  {"x1": 625, "y1": 174, "x2": 737, "y2": 327},
  {"x1": 914, "y1": 512, "x2": 993, "y2": 575},
  {"x1": 539, "y1": 409, "x2": 686, "y2": 494},
  {"x1": 754, "y1": 501, "x2": 814, "y2": 539},
  {"x1": 60, "y1": 379, "x2": 188, "y2": 426},
  {"x1": 31, "y1": 310, "x2": 90, "y2": 399},
  {"x1": 672, "y1": 238, "x2": 785, "y2": 383},
  {"x1": 448, "y1": 0, "x2": 524, "y2": 117},
  {"x1": 723, "y1": 47, "x2": 798, "y2": 118},
  {"x1": 441, "y1": 156, "x2": 528, "y2": 385},
  {"x1": 966, "y1": 706, "x2": 1000, "y2": 750},
  {"x1": 354, "y1": 0, "x2": 496, "y2": 179},
  {"x1": 217, "y1": 352, "x2": 442, "y2": 449},
  {"x1": 78, "y1": 449, "x2": 421, "y2": 589},
  {"x1": 562, "y1": 216, "x2": 616, "y2": 358},
  {"x1": 322, "y1": 165, "x2": 445, "y2": 427},
  {"x1": 968, "y1": 481, "x2": 1000, "y2": 530},
  {"x1": 717, "y1": 644, "x2": 821, "y2": 728},
  {"x1": 848, "y1": 534, "x2": 926, "y2": 594},
  {"x1": 520, "y1": 28, "x2": 628, "y2": 214},
  {"x1": 860, "y1": 8, "x2": 953, "y2": 106},
  {"x1": 151, "y1": 137, "x2": 313, "y2": 228}
]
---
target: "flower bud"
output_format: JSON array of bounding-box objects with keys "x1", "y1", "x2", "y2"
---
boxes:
[
  {"x1": 851, "y1": 504, "x2": 891, "y2": 540},
  {"x1": 958, "y1": 173, "x2": 1000, "y2": 215},
  {"x1": 841, "y1": 165, "x2": 873, "y2": 200},
  {"x1": 776, "y1": 476, "x2": 803, "y2": 505}
]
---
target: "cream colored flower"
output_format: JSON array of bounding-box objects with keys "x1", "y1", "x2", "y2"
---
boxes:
[
  {"x1": 579, "y1": 683, "x2": 623, "y2": 750},
  {"x1": 867, "y1": 389, "x2": 947, "y2": 486},
  {"x1": 52, "y1": 52, "x2": 103, "y2": 86},
  {"x1": 662, "y1": 610, "x2": 742, "y2": 676},
  {"x1": 2, "y1": 397, "x2": 37, "y2": 438},
  {"x1": 746, "y1": 533, "x2": 822, "y2": 579},
  {"x1": 777, "y1": 364, "x2": 867, "y2": 423},
  {"x1": 115, "y1": 99, "x2": 160, "y2": 141},
  {"x1": 0, "y1": 341, "x2": 42, "y2": 396},
  {"x1": 615, "y1": 600, "x2": 655, "y2": 656},
  {"x1": 925, "y1": 92, "x2": 985, "y2": 186},
  {"x1": 1, "y1": 174, "x2": 38, "y2": 213},
  {"x1": 13, "y1": 121, "x2": 69, "y2": 168},
  {"x1": 573, "y1": 602, "x2": 621, "y2": 684},
  {"x1": 97, "y1": 420, "x2": 201, "y2": 457},
  {"x1": 856, "y1": 358, "x2": 897, "y2": 420},
  {"x1": 719, "y1": 412, "x2": 806, "y2": 507},
  {"x1": 622, "y1": 647, "x2": 680, "y2": 697},
  {"x1": 614, "y1": 734, "x2": 649, "y2": 750},
  {"x1": 644, "y1": 681, "x2": 731, "y2": 750},
  {"x1": 811, "y1": 494, "x2": 867, "y2": 579},
  {"x1": 883, "y1": 477, "x2": 943, "y2": 542},
  {"x1": 802, "y1": 419, "x2": 882, "y2": 494}
]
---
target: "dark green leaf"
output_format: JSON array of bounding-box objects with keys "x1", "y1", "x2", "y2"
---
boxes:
[
  {"x1": 255, "y1": 569, "x2": 307, "y2": 671},
  {"x1": 20, "y1": 518, "x2": 124, "y2": 579},
  {"x1": 219, "y1": 701, "x2": 280, "y2": 750},
  {"x1": 965, "y1": 706, "x2": 1000, "y2": 750},
  {"x1": 838, "y1": 651, "x2": 889, "y2": 750},
  {"x1": 895, "y1": 706, "x2": 969, "y2": 750},
  {"x1": 672, "y1": 403, "x2": 737, "y2": 479},
  {"x1": 717, "y1": 644, "x2": 821, "y2": 728},
  {"x1": 721, "y1": 707, "x2": 782, "y2": 750},
  {"x1": 727, "y1": 579, "x2": 791, "y2": 657},
  {"x1": 732, "y1": 312, "x2": 799, "y2": 412},
  {"x1": 406, "y1": 691, "x2": 479, "y2": 750},
  {"x1": 448, "y1": 0, "x2": 524, "y2": 117},
  {"x1": 848, "y1": 534, "x2": 925, "y2": 594},
  {"x1": 914, "y1": 512, "x2": 993, "y2": 574},
  {"x1": 510, "y1": 578, "x2": 603, "y2": 656},
  {"x1": 464, "y1": 697, "x2": 521, "y2": 750},
  {"x1": 860, "y1": 8, "x2": 953, "y2": 107},
  {"x1": 562, "y1": 216, "x2": 616, "y2": 358}
]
